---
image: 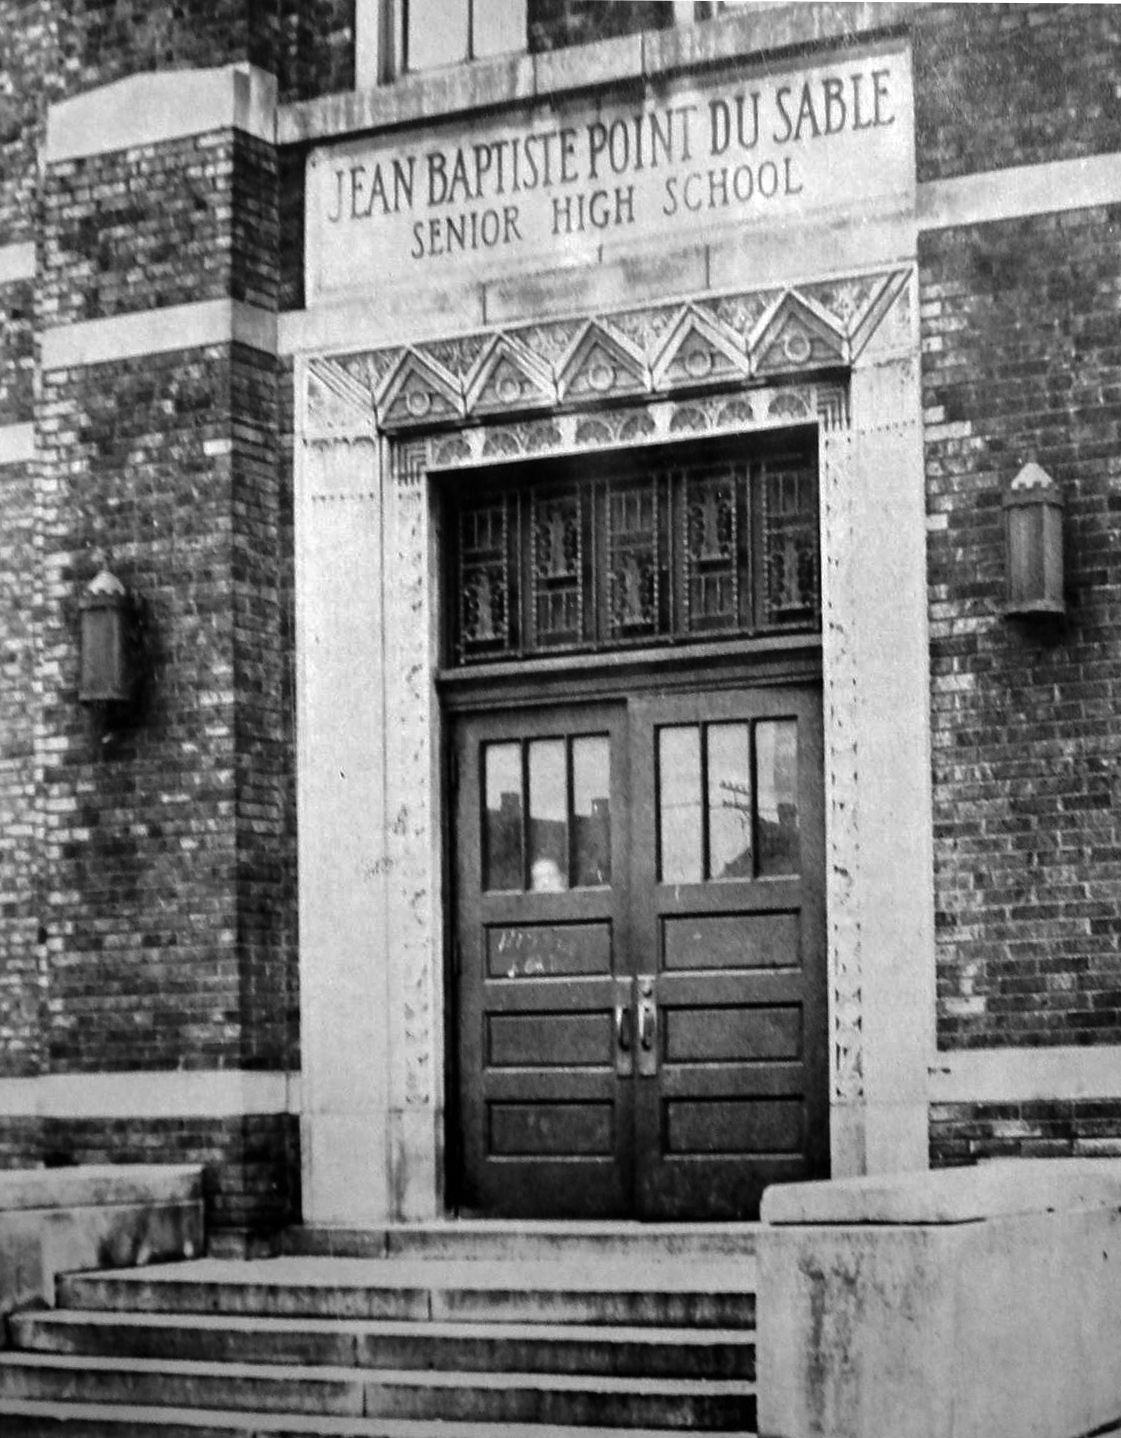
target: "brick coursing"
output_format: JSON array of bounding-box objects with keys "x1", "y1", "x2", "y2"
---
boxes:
[
  {"x1": 278, "y1": 0, "x2": 354, "y2": 103},
  {"x1": 34, "y1": 342, "x2": 293, "y2": 1075},
  {"x1": 913, "y1": 3, "x2": 1121, "y2": 183},
  {"x1": 0, "y1": 276, "x2": 34, "y2": 425},
  {"x1": 0, "y1": 1114, "x2": 301, "y2": 1229},
  {"x1": 528, "y1": 0, "x2": 673, "y2": 52},
  {"x1": 922, "y1": 206, "x2": 1121, "y2": 1052},
  {"x1": 5, "y1": 1, "x2": 1121, "y2": 1221},
  {"x1": 931, "y1": 1100, "x2": 1121, "y2": 1166},
  {"x1": 0, "y1": 457, "x2": 42, "y2": 1082},
  {"x1": 40, "y1": 131, "x2": 277, "y2": 327},
  {"x1": 63, "y1": 0, "x2": 279, "y2": 93}
]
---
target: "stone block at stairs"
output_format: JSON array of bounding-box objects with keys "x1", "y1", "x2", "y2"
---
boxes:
[{"x1": 0, "y1": 1165, "x2": 203, "y2": 1344}]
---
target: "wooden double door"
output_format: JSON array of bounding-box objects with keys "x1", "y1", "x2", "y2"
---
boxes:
[{"x1": 451, "y1": 683, "x2": 827, "y2": 1220}]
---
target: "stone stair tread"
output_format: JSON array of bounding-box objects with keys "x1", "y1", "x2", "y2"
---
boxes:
[
  {"x1": 288, "y1": 1222, "x2": 761, "y2": 1259},
  {"x1": 15, "y1": 1309, "x2": 755, "y2": 1345},
  {"x1": 67, "y1": 1256, "x2": 755, "y2": 1292},
  {"x1": 0, "y1": 1398, "x2": 758, "y2": 1437},
  {"x1": 0, "y1": 1351, "x2": 757, "y2": 1396}
]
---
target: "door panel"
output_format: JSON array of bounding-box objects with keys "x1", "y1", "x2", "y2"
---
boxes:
[
  {"x1": 629, "y1": 686, "x2": 827, "y2": 1220},
  {"x1": 454, "y1": 705, "x2": 632, "y2": 1218},
  {"x1": 453, "y1": 685, "x2": 826, "y2": 1220}
]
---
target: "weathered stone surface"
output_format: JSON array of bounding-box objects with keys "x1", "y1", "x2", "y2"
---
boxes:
[
  {"x1": 759, "y1": 1163, "x2": 1121, "y2": 1438},
  {"x1": 0, "y1": 1165, "x2": 200, "y2": 1212},
  {"x1": 0, "y1": 1165, "x2": 205, "y2": 1343},
  {"x1": 763, "y1": 1155, "x2": 1121, "y2": 1225}
]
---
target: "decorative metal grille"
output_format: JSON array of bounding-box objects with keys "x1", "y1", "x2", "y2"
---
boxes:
[
  {"x1": 607, "y1": 483, "x2": 661, "y2": 639},
  {"x1": 532, "y1": 487, "x2": 583, "y2": 646},
  {"x1": 458, "y1": 500, "x2": 512, "y2": 661},
  {"x1": 761, "y1": 458, "x2": 820, "y2": 627},
  {"x1": 449, "y1": 441, "x2": 818, "y2": 665},
  {"x1": 684, "y1": 468, "x2": 739, "y2": 634}
]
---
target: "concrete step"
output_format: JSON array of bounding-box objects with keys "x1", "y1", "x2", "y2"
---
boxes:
[
  {"x1": 10, "y1": 1309, "x2": 754, "y2": 1379},
  {"x1": 283, "y1": 1222, "x2": 761, "y2": 1263},
  {"x1": 57, "y1": 1257, "x2": 757, "y2": 1329},
  {"x1": 0, "y1": 1399, "x2": 758, "y2": 1438},
  {"x1": 0, "y1": 1352, "x2": 757, "y2": 1430}
]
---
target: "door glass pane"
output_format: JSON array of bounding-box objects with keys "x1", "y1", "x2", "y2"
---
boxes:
[
  {"x1": 528, "y1": 739, "x2": 568, "y2": 891},
  {"x1": 484, "y1": 743, "x2": 523, "y2": 891},
  {"x1": 659, "y1": 726, "x2": 703, "y2": 884},
  {"x1": 756, "y1": 719, "x2": 800, "y2": 875},
  {"x1": 572, "y1": 736, "x2": 611, "y2": 887},
  {"x1": 707, "y1": 723, "x2": 753, "y2": 879}
]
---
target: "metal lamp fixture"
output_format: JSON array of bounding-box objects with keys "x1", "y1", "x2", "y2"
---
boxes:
[
  {"x1": 1003, "y1": 462, "x2": 1064, "y2": 618},
  {"x1": 78, "y1": 566, "x2": 134, "y2": 704}
]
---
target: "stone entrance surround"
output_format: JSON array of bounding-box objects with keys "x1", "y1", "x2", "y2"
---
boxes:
[{"x1": 295, "y1": 261, "x2": 934, "y2": 1223}]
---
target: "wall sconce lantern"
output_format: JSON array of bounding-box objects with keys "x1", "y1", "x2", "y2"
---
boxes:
[
  {"x1": 79, "y1": 567, "x2": 134, "y2": 704},
  {"x1": 1004, "y1": 462, "x2": 1065, "y2": 618}
]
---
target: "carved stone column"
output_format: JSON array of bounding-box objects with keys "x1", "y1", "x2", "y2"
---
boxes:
[
  {"x1": 840, "y1": 273, "x2": 934, "y2": 1174},
  {"x1": 383, "y1": 441, "x2": 442, "y2": 1219},
  {"x1": 296, "y1": 367, "x2": 393, "y2": 1224}
]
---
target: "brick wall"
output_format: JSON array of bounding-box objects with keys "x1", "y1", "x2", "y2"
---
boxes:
[
  {"x1": 913, "y1": 3, "x2": 1121, "y2": 183},
  {"x1": 0, "y1": 4, "x2": 295, "y2": 1224},
  {"x1": 528, "y1": 0, "x2": 673, "y2": 51},
  {"x1": 0, "y1": 1114, "x2": 300, "y2": 1229},
  {"x1": 37, "y1": 346, "x2": 245, "y2": 1071},
  {"x1": 923, "y1": 207, "x2": 1121, "y2": 1053},
  {"x1": 278, "y1": 0, "x2": 354, "y2": 103},
  {"x1": 931, "y1": 1100, "x2": 1121, "y2": 1166},
  {"x1": 0, "y1": 455, "x2": 41, "y2": 1082}
]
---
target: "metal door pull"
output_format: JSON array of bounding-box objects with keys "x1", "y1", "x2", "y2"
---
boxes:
[
  {"x1": 637, "y1": 976, "x2": 657, "y2": 1075},
  {"x1": 638, "y1": 1000, "x2": 655, "y2": 1050}
]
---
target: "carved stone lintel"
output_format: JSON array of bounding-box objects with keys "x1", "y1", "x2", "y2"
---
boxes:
[{"x1": 305, "y1": 271, "x2": 911, "y2": 435}]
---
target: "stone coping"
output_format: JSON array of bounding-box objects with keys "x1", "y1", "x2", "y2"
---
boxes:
[
  {"x1": 0, "y1": 1165, "x2": 202, "y2": 1213},
  {"x1": 761, "y1": 1158, "x2": 1121, "y2": 1226},
  {"x1": 279, "y1": 3, "x2": 909, "y2": 147},
  {"x1": 45, "y1": 63, "x2": 276, "y2": 163}
]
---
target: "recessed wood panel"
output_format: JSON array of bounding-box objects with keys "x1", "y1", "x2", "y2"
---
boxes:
[
  {"x1": 666, "y1": 1098, "x2": 805, "y2": 1156},
  {"x1": 486, "y1": 923, "x2": 611, "y2": 979},
  {"x1": 663, "y1": 912, "x2": 799, "y2": 971},
  {"x1": 487, "y1": 1012, "x2": 611, "y2": 1068},
  {"x1": 664, "y1": 1005, "x2": 801, "y2": 1063},
  {"x1": 489, "y1": 1102, "x2": 613, "y2": 1157}
]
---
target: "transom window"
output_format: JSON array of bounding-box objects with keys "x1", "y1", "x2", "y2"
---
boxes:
[{"x1": 445, "y1": 435, "x2": 820, "y2": 666}]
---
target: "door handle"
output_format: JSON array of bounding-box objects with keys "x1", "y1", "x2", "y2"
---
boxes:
[
  {"x1": 638, "y1": 999, "x2": 654, "y2": 1051},
  {"x1": 614, "y1": 979, "x2": 634, "y2": 1076},
  {"x1": 637, "y1": 975, "x2": 657, "y2": 1076},
  {"x1": 615, "y1": 1002, "x2": 633, "y2": 1053}
]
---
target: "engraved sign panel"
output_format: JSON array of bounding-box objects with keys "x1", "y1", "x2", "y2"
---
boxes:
[{"x1": 308, "y1": 45, "x2": 913, "y2": 299}]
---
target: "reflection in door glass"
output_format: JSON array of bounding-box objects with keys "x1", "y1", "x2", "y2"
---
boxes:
[
  {"x1": 528, "y1": 740, "x2": 568, "y2": 891},
  {"x1": 572, "y1": 736, "x2": 611, "y2": 887},
  {"x1": 756, "y1": 719, "x2": 800, "y2": 875},
  {"x1": 659, "y1": 726, "x2": 703, "y2": 884},
  {"x1": 707, "y1": 723, "x2": 753, "y2": 879},
  {"x1": 484, "y1": 743, "x2": 523, "y2": 891}
]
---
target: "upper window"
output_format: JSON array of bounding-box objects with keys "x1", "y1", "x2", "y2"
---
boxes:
[
  {"x1": 444, "y1": 435, "x2": 820, "y2": 667},
  {"x1": 407, "y1": 0, "x2": 527, "y2": 71},
  {"x1": 358, "y1": 1, "x2": 733, "y2": 85}
]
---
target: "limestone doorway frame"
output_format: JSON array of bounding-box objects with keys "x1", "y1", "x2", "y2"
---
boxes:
[{"x1": 293, "y1": 266, "x2": 934, "y2": 1224}]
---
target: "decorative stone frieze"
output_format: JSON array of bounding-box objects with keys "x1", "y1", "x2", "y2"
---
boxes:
[{"x1": 307, "y1": 270, "x2": 909, "y2": 435}]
